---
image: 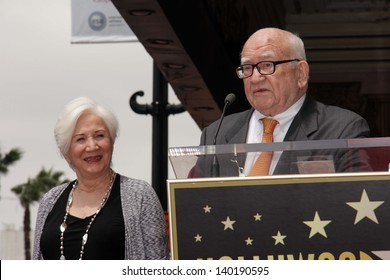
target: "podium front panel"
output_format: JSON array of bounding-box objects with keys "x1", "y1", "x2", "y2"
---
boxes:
[{"x1": 167, "y1": 173, "x2": 390, "y2": 260}]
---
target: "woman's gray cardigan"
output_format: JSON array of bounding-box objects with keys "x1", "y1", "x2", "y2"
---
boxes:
[{"x1": 32, "y1": 175, "x2": 169, "y2": 260}]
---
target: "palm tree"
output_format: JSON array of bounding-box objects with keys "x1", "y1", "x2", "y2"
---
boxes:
[
  {"x1": 0, "y1": 148, "x2": 23, "y2": 198},
  {"x1": 11, "y1": 167, "x2": 69, "y2": 260}
]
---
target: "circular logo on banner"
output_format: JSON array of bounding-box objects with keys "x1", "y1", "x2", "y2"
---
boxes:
[{"x1": 88, "y1": 11, "x2": 107, "y2": 31}]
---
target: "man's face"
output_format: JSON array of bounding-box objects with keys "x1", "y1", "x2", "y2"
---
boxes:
[{"x1": 240, "y1": 30, "x2": 309, "y2": 116}]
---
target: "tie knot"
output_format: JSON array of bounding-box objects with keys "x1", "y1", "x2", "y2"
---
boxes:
[{"x1": 261, "y1": 118, "x2": 279, "y2": 135}]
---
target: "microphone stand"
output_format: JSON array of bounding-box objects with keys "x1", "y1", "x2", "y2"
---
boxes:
[{"x1": 210, "y1": 93, "x2": 235, "y2": 177}]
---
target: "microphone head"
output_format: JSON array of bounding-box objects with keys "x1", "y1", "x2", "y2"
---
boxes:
[{"x1": 224, "y1": 93, "x2": 236, "y2": 106}]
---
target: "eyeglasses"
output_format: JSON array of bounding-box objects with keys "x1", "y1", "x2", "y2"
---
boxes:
[{"x1": 236, "y1": 59, "x2": 300, "y2": 79}]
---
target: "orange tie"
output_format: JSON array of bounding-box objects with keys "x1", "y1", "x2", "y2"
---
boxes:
[{"x1": 249, "y1": 118, "x2": 279, "y2": 176}]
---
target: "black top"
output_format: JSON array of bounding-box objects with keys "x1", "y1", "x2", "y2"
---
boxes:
[{"x1": 40, "y1": 174, "x2": 125, "y2": 260}]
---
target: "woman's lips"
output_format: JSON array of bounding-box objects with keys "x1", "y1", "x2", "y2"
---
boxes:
[{"x1": 84, "y1": 155, "x2": 102, "y2": 163}]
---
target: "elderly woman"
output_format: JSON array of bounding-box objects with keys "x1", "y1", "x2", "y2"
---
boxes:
[{"x1": 33, "y1": 97, "x2": 169, "y2": 260}]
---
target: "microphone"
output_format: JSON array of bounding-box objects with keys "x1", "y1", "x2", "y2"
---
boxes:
[
  {"x1": 211, "y1": 93, "x2": 236, "y2": 176},
  {"x1": 213, "y1": 93, "x2": 236, "y2": 145}
]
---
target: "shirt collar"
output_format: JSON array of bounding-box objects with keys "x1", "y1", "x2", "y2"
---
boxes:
[{"x1": 254, "y1": 94, "x2": 306, "y2": 124}]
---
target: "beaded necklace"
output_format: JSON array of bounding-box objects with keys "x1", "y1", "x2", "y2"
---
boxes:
[{"x1": 59, "y1": 170, "x2": 116, "y2": 260}]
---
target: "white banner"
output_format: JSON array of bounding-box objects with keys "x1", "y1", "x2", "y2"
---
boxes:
[{"x1": 71, "y1": 0, "x2": 137, "y2": 43}]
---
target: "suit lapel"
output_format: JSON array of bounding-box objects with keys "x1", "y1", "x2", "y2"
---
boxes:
[
  {"x1": 218, "y1": 109, "x2": 253, "y2": 175},
  {"x1": 275, "y1": 95, "x2": 319, "y2": 174},
  {"x1": 224, "y1": 109, "x2": 253, "y2": 144},
  {"x1": 227, "y1": 109, "x2": 253, "y2": 170},
  {"x1": 284, "y1": 95, "x2": 318, "y2": 141}
]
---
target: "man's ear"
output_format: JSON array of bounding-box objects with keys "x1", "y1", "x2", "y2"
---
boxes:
[{"x1": 297, "y1": 60, "x2": 310, "y2": 89}]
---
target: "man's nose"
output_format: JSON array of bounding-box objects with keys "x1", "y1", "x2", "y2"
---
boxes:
[{"x1": 252, "y1": 68, "x2": 265, "y2": 79}]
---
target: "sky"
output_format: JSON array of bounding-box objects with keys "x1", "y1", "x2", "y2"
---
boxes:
[{"x1": 0, "y1": 0, "x2": 201, "y2": 231}]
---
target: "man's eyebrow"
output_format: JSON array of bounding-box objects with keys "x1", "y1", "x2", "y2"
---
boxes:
[{"x1": 241, "y1": 54, "x2": 274, "y2": 64}]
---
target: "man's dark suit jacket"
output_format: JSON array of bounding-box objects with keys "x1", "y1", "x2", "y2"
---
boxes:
[{"x1": 191, "y1": 95, "x2": 371, "y2": 177}]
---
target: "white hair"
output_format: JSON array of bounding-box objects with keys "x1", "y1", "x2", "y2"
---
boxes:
[
  {"x1": 288, "y1": 31, "x2": 307, "y2": 60},
  {"x1": 54, "y1": 97, "x2": 119, "y2": 157}
]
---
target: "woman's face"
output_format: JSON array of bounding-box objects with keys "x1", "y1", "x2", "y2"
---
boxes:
[{"x1": 66, "y1": 111, "x2": 113, "y2": 178}]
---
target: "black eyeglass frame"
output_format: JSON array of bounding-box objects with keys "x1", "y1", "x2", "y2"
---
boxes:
[{"x1": 236, "y1": 59, "x2": 300, "y2": 79}]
